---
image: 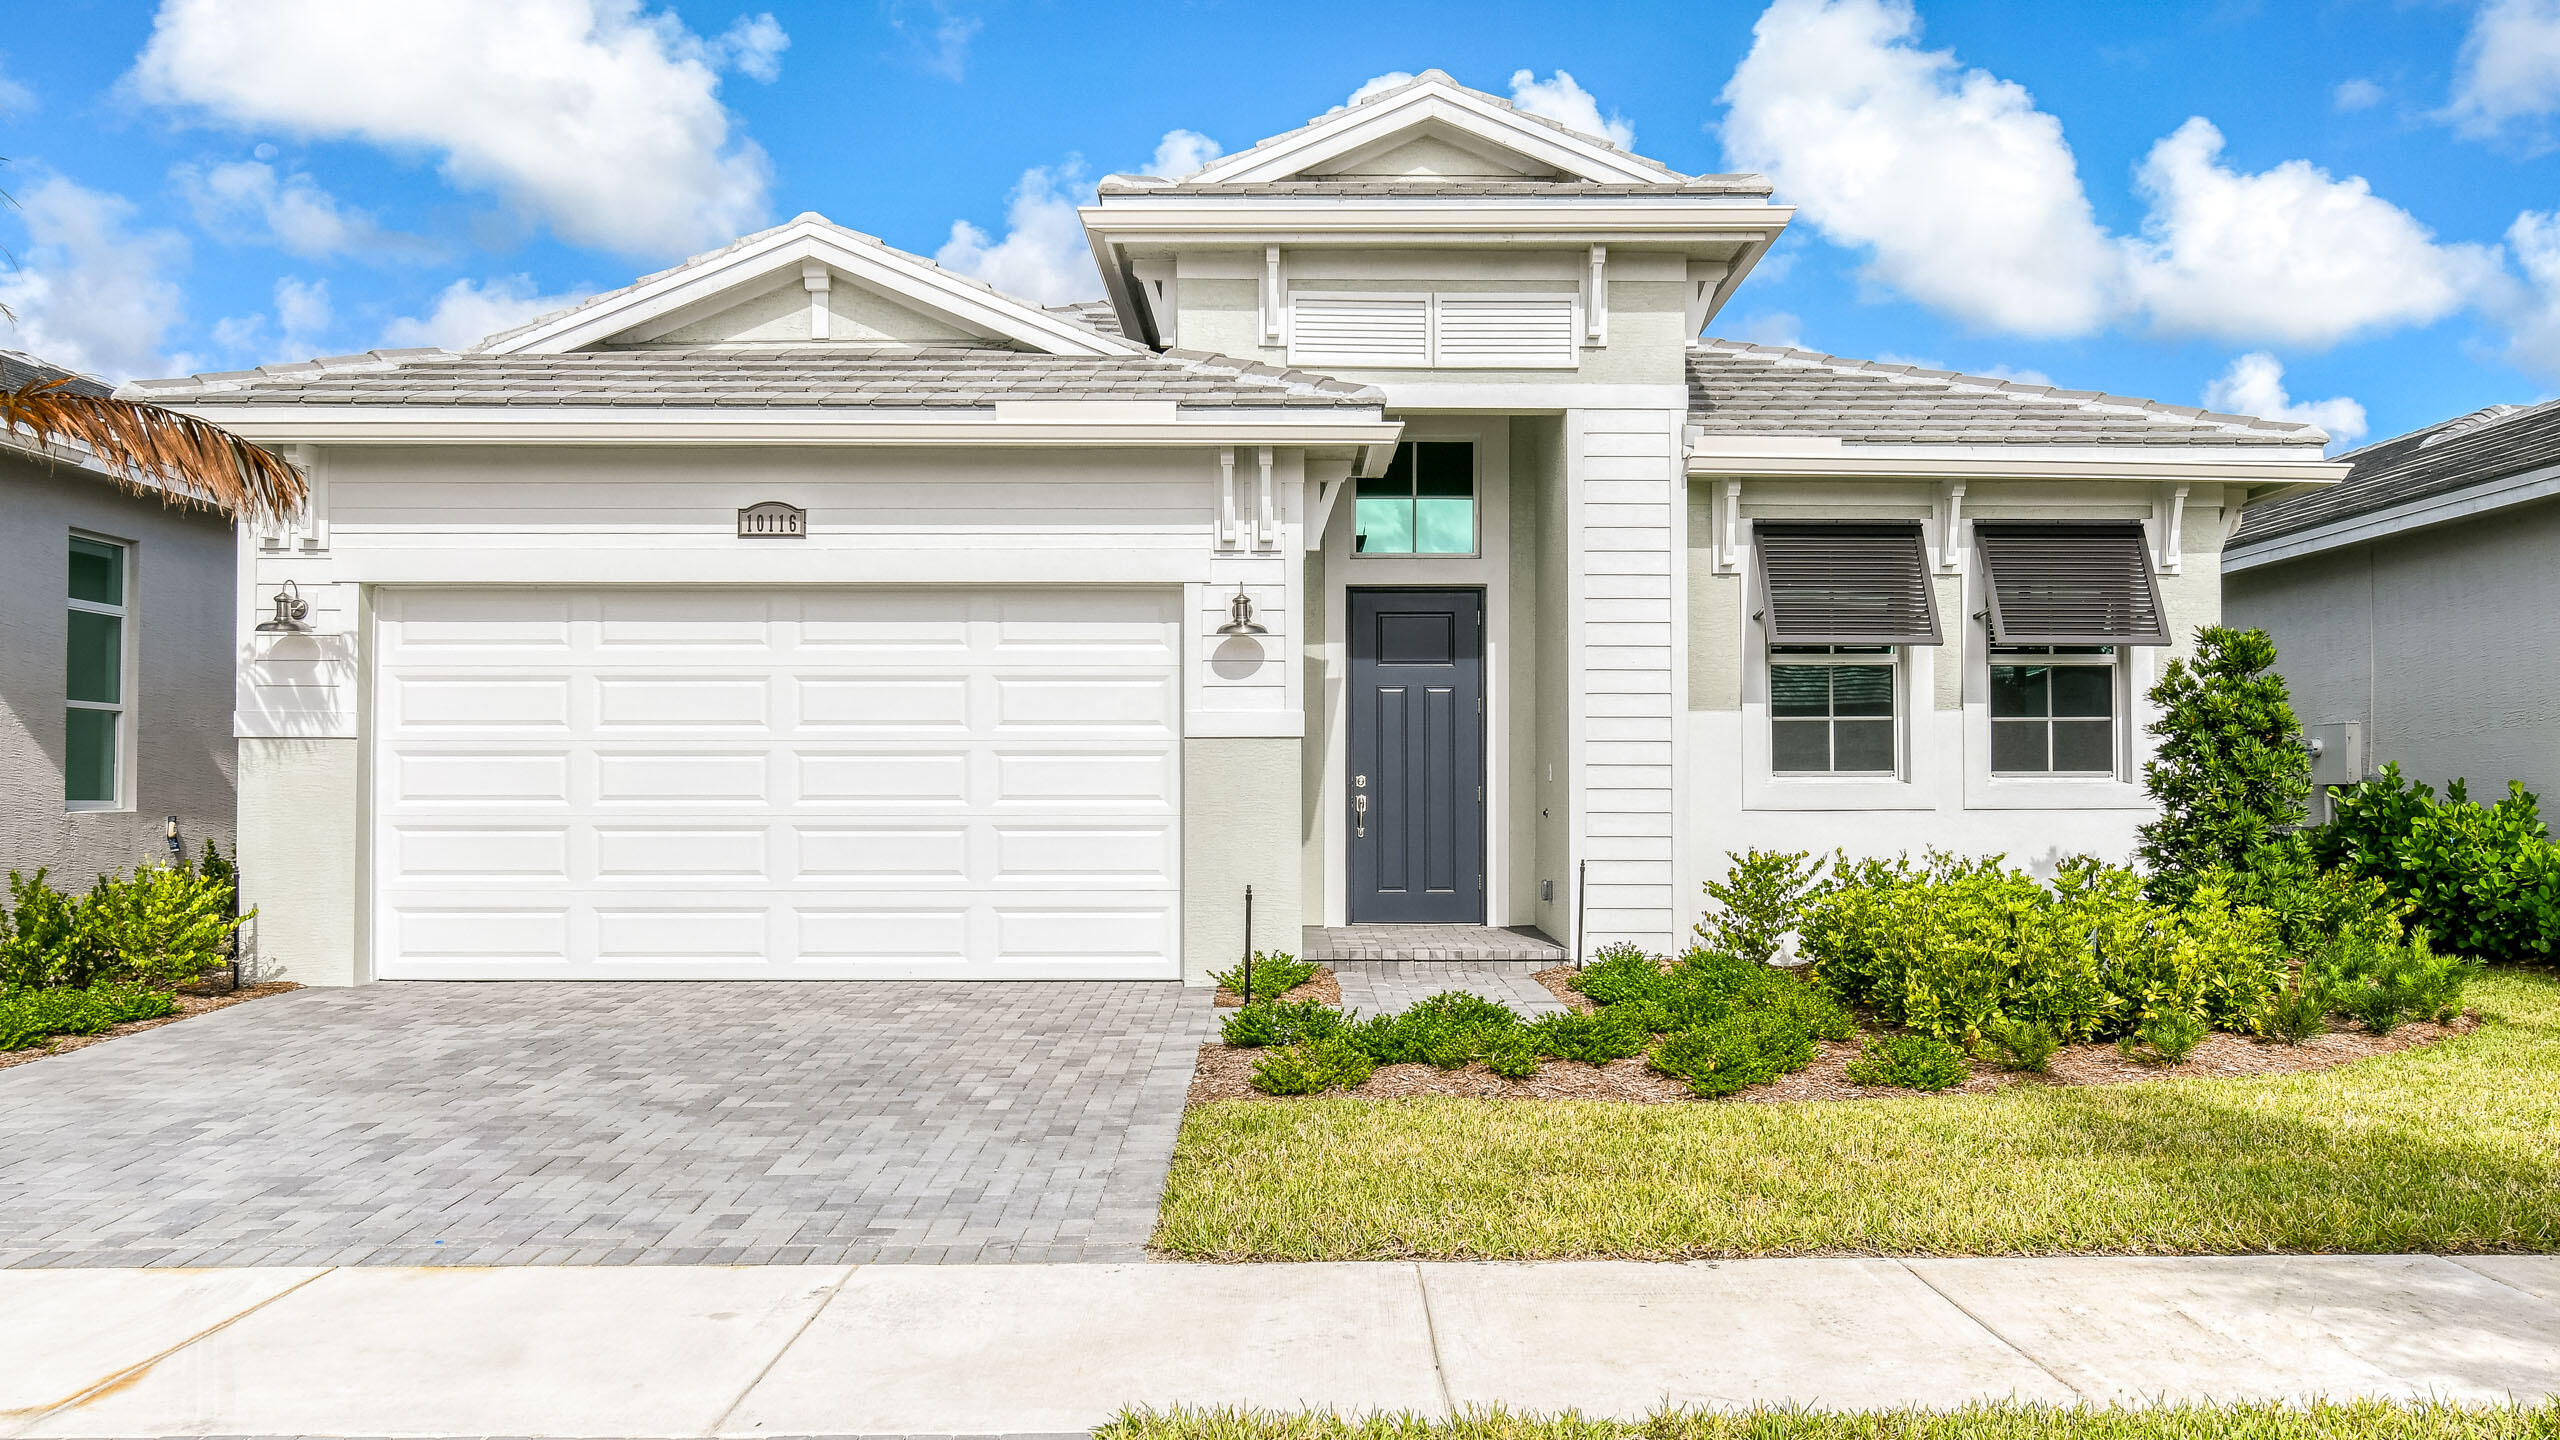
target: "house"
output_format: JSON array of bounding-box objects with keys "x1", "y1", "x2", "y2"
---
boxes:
[
  {"x1": 1, "y1": 350, "x2": 238, "y2": 882},
  {"x1": 2225, "y1": 397, "x2": 2560, "y2": 809},
  {"x1": 125, "y1": 71, "x2": 2344, "y2": 985}
]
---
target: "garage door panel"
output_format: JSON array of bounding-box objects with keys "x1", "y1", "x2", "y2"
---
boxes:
[{"x1": 379, "y1": 587, "x2": 1179, "y2": 979}]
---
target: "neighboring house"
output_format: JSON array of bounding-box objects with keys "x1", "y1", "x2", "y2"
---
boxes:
[
  {"x1": 127, "y1": 71, "x2": 2343, "y2": 986},
  {"x1": 0, "y1": 350, "x2": 237, "y2": 883},
  {"x1": 2226, "y1": 398, "x2": 2560, "y2": 808}
]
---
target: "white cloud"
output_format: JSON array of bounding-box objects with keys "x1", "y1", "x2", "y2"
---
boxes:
[
  {"x1": 172, "y1": 159, "x2": 381, "y2": 258},
  {"x1": 1344, "y1": 72, "x2": 1417, "y2": 107},
  {"x1": 1974, "y1": 362, "x2": 2053, "y2": 387},
  {"x1": 2124, "y1": 118, "x2": 2499, "y2": 348},
  {"x1": 1507, "y1": 69, "x2": 1634, "y2": 149},
  {"x1": 934, "y1": 163, "x2": 1099, "y2": 304},
  {"x1": 0, "y1": 55, "x2": 34, "y2": 116},
  {"x1": 1718, "y1": 0, "x2": 2118, "y2": 338},
  {"x1": 2496, "y1": 209, "x2": 2560, "y2": 379},
  {"x1": 887, "y1": 2, "x2": 980, "y2": 81},
  {"x1": 1149, "y1": 129, "x2": 1222, "y2": 180},
  {"x1": 0, "y1": 175, "x2": 189, "y2": 381},
  {"x1": 210, "y1": 274, "x2": 336, "y2": 363},
  {"x1": 2201, "y1": 353, "x2": 2368, "y2": 451},
  {"x1": 1726, "y1": 311, "x2": 1805, "y2": 349},
  {"x1": 128, "y1": 0, "x2": 777, "y2": 257},
  {"x1": 382, "y1": 274, "x2": 591, "y2": 350},
  {"x1": 2445, "y1": 0, "x2": 2560, "y2": 142},
  {"x1": 2333, "y1": 78, "x2": 2385, "y2": 113},
  {"x1": 718, "y1": 13, "x2": 787, "y2": 82}
]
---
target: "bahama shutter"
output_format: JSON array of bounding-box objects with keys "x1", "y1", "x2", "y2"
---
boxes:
[
  {"x1": 1431, "y1": 294, "x2": 1578, "y2": 368},
  {"x1": 1753, "y1": 522, "x2": 1941, "y2": 645},
  {"x1": 1287, "y1": 294, "x2": 1430, "y2": 368},
  {"x1": 1975, "y1": 522, "x2": 2169, "y2": 645}
]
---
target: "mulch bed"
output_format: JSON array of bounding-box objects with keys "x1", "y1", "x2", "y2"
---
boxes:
[
  {"x1": 0, "y1": 981, "x2": 302, "y2": 1073},
  {"x1": 1186, "y1": 962, "x2": 2479, "y2": 1105},
  {"x1": 1214, "y1": 966, "x2": 1341, "y2": 1008}
]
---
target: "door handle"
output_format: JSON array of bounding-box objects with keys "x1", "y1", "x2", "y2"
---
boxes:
[{"x1": 1353, "y1": 792, "x2": 1368, "y2": 838}]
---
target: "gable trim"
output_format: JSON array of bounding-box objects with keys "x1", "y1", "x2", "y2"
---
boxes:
[{"x1": 1187, "y1": 80, "x2": 1672, "y2": 188}]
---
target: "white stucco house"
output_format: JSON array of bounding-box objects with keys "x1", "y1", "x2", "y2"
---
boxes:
[{"x1": 129, "y1": 71, "x2": 2346, "y2": 986}]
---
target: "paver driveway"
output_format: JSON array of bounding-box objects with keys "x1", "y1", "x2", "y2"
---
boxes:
[{"x1": 0, "y1": 981, "x2": 1215, "y2": 1268}]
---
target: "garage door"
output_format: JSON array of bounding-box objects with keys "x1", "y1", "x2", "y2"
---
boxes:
[{"x1": 372, "y1": 587, "x2": 1181, "y2": 979}]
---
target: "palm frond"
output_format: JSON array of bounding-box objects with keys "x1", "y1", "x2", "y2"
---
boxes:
[{"x1": 0, "y1": 378, "x2": 305, "y2": 526}]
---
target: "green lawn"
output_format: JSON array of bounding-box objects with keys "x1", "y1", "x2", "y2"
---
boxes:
[
  {"x1": 1095, "y1": 1401, "x2": 2557, "y2": 1440},
  {"x1": 1100, "y1": 1404, "x2": 2560, "y2": 1434},
  {"x1": 1154, "y1": 970, "x2": 2560, "y2": 1262}
]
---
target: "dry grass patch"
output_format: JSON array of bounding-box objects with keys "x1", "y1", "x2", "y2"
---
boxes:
[{"x1": 1097, "y1": 1400, "x2": 2559, "y2": 1440}]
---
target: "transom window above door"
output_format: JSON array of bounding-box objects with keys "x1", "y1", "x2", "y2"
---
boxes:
[{"x1": 1355, "y1": 441, "x2": 1475, "y2": 555}]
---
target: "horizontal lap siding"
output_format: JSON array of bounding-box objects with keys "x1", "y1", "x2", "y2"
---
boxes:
[{"x1": 1577, "y1": 408, "x2": 1678, "y2": 952}]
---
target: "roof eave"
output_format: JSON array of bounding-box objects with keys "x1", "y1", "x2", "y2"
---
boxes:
[
  {"x1": 1685, "y1": 443, "x2": 2350, "y2": 484},
  {"x1": 145, "y1": 402, "x2": 1401, "y2": 449},
  {"x1": 2227, "y1": 455, "x2": 2560, "y2": 571}
]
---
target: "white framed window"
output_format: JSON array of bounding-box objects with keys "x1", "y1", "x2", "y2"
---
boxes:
[
  {"x1": 1287, "y1": 291, "x2": 1578, "y2": 370},
  {"x1": 1989, "y1": 644, "x2": 2121, "y2": 777},
  {"x1": 1353, "y1": 441, "x2": 1476, "y2": 556},
  {"x1": 65, "y1": 533, "x2": 130, "y2": 810},
  {"x1": 1770, "y1": 645, "x2": 1899, "y2": 775}
]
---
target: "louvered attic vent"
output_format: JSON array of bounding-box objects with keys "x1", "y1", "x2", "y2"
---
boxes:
[
  {"x1": 1976, "y1": 522, "x2": 2168, "y2": 645},
  {"x1": 1753, "y1": 522, "x2": 1941, "y2": 645}
]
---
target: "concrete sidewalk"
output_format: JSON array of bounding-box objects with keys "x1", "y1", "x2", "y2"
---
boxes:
[{"x1": 3, "y1": 1256, "x2": 2556, "y2": 1436}]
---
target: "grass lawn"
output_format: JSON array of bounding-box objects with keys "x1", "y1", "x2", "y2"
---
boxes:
[
  {"x1": 1154, "y1": 970, "x2": 2560, "y2": 1261},
  {"x1": 1095, "y1": 1401, "x2": 2558, "y2": 1440}
]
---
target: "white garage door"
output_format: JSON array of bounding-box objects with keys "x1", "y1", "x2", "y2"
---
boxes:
[{"x1": 372, "y1": 587, "x2": 1181, "y2": 979}]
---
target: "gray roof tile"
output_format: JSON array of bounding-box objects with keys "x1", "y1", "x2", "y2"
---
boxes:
[
  {"x1": 1687, "y1": 340, "x2": 2327, "y2": 448},
  {"x1": 0, "y1": 349, "x2": 112, "y2": 399},
  {"x1": 2232, "y1": 399, "x2": 2560, "y2": 546}
]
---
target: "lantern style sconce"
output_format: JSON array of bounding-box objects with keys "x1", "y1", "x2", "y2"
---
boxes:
[
  {"x1": 255, "y1": 579, "x2": 312, "y2": 633},
  {"x1": 1215, "y1": 582, "x2": 1267, "y2": 637}
]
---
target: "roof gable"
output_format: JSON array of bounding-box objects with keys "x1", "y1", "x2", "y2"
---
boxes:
[
  {"x1": 482, "y1": 214, "x2": 1143, "y2": 359},
  {"x1": 1180, "y1": 70, "x2": 1682, "y2": 188}
]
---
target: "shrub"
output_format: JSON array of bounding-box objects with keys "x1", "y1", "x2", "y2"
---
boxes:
[
  {"x1": 1694, "y1": 849, "x2": 1826, "y2": 965},
  {"x1": 1980, "y1": 1016, "x2": 2061, "y2": 1072},
  {"x1": 1, "y1": 869, "x2": 100, "y2": 991},
  {"x1": 1527, "y1": 1008, "x2": 1652, "y2": 1064},
  {"x1": 2138, "y1": 627, "x2": 2312, "y2": 904},
  {"x1": 2119, "y1": 1009, "x2": 2209, "y2": 1065},
  {"x1": 1479, "y1": 1030, "x2": 1542, "y2": 1080},
  {"x1": 1, "y1": 856, "x2": 245, "y2": 993},
  {"x1": 2264, "y1": 980, "x2": 2329, "y2": 1045},
  {"x1": 2313, "y1": 929, "x2": 2479, "y2": 1035},
  {"x1": 1845, "y1": 1035, "x2": 1969, "y2": 1091},
  {"x1": 1573, "y1": 947, "x2": 1669, "y2": 1007},
  {"x1": 1209, "y1": 951, "x2": 1320, "y2": 1004},
  {"x1": 1340, "y1": 993, "x2": 1540, "y2": 1074},
  {"x1": 1249, "y1": 1036, "x2": 1375, "y2": 1096},
  {"x1": 1647, "y1": 1012, "x2": 1815, "y2": 1098},
  {"x1": 0, "y1": 981, "x2": 179, "y2": 1053},
  {"x1": 2317, "y1": 764, "x2": 2560, "y2": 965},
  {"x1": 1220, "y1": 999, "x2": 1344, "y2": 1049}
]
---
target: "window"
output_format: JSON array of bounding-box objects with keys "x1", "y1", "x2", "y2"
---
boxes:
[
  {"x1": 1355, "y1": 442, "x2": 1475, "y2": 555},
  {"x1": 1990, "y1": 645, "x2": 2117, "y2": 776},
  {"x1": 65, "y1": 536, "x2": 127, "y2": 809},
  {"x1": 1770, "y1": 645, "x2": 1896, "y2": 775}
]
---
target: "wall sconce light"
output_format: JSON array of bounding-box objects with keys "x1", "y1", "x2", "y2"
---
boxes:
[
  {"x1": 1215, "y1": 582, "x2": 1267, "y2": 637},
  {"x1": 255, "y1": 579, "x2": 311, "y2": 633},
  {"x1": 166, "y1": 815, "x2": 181, "y2": 857}
]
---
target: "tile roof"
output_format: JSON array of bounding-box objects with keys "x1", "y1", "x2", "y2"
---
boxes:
[
  {"x1": 1, "y1": 349, "x2": 113, "y2": 399},
  {"x1": 1102, "y1": 177, "x2": 1773, "y2": 198},
  {"x1": 1687, "y1": 339, "x2": 2329, "y2": 448},
  {"x1": 1043, "y1": 299, "x2": 1125, "y2": 338},
  {"x1": 2231, "y1": 398, "x2": 2560, "y2": 547},
  {"x1": 125, "y1": 346, "x2": 1385, "y2": 410}
]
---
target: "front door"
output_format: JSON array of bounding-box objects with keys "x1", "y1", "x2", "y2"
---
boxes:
[{"x1": 1347, "y1": 588, "x2": 1484, "y2": 923}]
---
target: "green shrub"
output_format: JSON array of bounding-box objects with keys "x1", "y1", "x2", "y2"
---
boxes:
[
  {"x1": 1339, "y1": 993, "x2": 1537, "y2": 1071},
  {"x1": 2138, "y1": 627, "x2": 2312, "y2": 904},
  {"x1": 1694, "y1": 849, "x2": 1826, "y2": 965},
  {"x1": 1, "y1": 856, "x2": 245, "y2": 993},
  {"x1": 2317, "y1": 764, "x2": 2560, "y2": 965},
  {"x1": 2313, "y1": 929, "x2": 2479, "y2": 1035},
  {"x1": 2264, "y1": 979, "x2": 2329, "y2": 1045},
  {"x1": 0, "y1": 981, "x2": 179, "y2": 1053},
  {"x1": 1526, "y1": 1008, "x2": 1652, "y2": 1064},
  {"x1": 2119, "y1": 1009, "x2": 2210, "y2": 1065},
  {"x1": 1845, "y1": 1034, "x2": 1969, "y2": 1091},
  {"x1": 1479, "y1": 1030, "x2": 1542, "y2": 1080},
  {"x1": 1209, "y1": 951, "x2": 1320, "y2": 1004},
  {"x1": 1249, "y1": 1036, "x2": 1375, "y2": 1096},
  {"x1": 1573, "y1": 947, "x2": 1668, "y2": 1006},
  {"x1": 1, "y1": 869, "x2": 99, "y2": 990},
  {"x1": 1220, "y1": 1000, "x2": 1344, "y2": 1049},
  {"x1": 1980, "y1": 1015, "x2": 2061, "y2": 1072},
  {"x1": 1647, "y1": 1012, "x2": 1815, "y2": 1098}
]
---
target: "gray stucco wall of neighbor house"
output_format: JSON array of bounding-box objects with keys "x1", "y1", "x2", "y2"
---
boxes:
[
  {"x1": 2224, "y1": 497, "x2": 2560, "y2": 806},
  {"x1": 0, "y1": 451, "x2": 238, "y2": 882}
]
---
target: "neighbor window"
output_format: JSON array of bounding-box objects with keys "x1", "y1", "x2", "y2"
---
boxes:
[
  {"x1": 1354, "y1": 441, "x2": 1474, "y2": 554},
  {"x1": 1990, "y1": 645, "x2": 2118, "y2": 776},
  {"x1": 1770, "y1": 645, "x2": 1897, "y2": 775},
  {"x1": 66, "y1": 535, "x2": 127, "y2": 809}
]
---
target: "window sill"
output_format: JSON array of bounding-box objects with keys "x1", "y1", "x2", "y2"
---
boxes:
[
  {"x1": 1964, "y1": 775, "x2": 2151, "y2": 811},
  {"x1": 1743, "y1": 775, "x2": 1937, "y2": 811}
]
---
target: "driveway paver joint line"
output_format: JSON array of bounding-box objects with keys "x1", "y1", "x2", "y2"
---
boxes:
[
  {"x1": 1896, "y1": 1260, "x2": 2092, "y2": 1403},
  {"x1": 708, "y1": 1264, "x2": 861, "y2": 1435},
  {"x1": 1413, "y1": 1263, "x2": 1458, "y2": 1418}
]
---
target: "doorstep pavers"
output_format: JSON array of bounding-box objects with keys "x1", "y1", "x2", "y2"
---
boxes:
[
  {"x1": 0, "y1": 981, "x2": 1215, "y2": 1268},
  {"x1": 1330, "y1": 960, "x2": 1570, "y2": 1017}
]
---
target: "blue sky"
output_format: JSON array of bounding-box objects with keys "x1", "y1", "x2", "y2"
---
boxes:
[{"x1": 5, "y1": 0, "x2": 2560, "y2": 450}]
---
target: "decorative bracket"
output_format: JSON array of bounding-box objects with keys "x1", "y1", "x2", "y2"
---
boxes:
[
  {"x1": 1584, "y1": 245, "x2": 1608, "y2": 346},
  {"x1": 1939, "y1": 480, "x2": 1966, "y2": 571},
  {"x1": 2157, "y1": 483, "x2": 2190, "y2": 573},
  {"x1": 1717, "y1": 478, "x2": 1743, "y2": 573},
  {"x1": 1218, "y1": 447, "x2": 1239, "y2": 549},
  {"x1": 1261, "y1": 246, "x2": 1283, "y2": 346},
  {"x1": 802, "y1": 259, "x2": 831, "y2": 342},
  {"x1": 1255, "y1": 446, "x2": 1277, "y2": 549}
]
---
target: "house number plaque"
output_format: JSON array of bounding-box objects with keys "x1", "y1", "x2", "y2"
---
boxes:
[{"x1": 737, "y1": 501, "x2": 806, "y2": 538}]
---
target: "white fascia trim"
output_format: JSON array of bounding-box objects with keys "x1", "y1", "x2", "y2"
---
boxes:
[
  {"x1": 1686, "y1": 445, "x2": 2347, "y2": 484},
  {"x1": 1187, "y1": 86, "x2": 1669, "y2": 187},
  {"x1": 487, "y1": 222, "x2": 1144, "y2": 359},
  {"x1": 1375, "y1": 382, "x2": 1690, "y2": 411},
  {"x1": 168, "y1": 406, "x2": 1402, "y2": 447},
  {"x1": 1082, "y1": 203, "x2": 1788, "y2": 247},
  {"x1": 2225, "y1": 459, "x2": 2560, "y2": 572}
]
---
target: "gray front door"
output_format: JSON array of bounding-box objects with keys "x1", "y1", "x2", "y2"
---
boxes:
[{"x1": 1347, "y1": 588, "x2": 1484, "y2": 924}]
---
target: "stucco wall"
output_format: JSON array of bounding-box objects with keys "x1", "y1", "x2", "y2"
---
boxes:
[
  {"x1": 1184, "y1": 736, "x2": 1300, "y2": 984},
  {"x1": 2226, "y1": 497, "x2": 2560, "y2": 804},
  {"x1": 237, "y1": 736, "x2": 362, "y2": 985},
  {"x1": 1519, "y1": 415, "x2": 1574, "y2": 942},
  {"x1": 0, "y1": 451, "x2": 236, "y2": 882}
]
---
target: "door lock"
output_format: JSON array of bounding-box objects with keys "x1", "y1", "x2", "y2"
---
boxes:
[{"x1": 1353, "y1": 792, "x2": 1368, "y2": 838}]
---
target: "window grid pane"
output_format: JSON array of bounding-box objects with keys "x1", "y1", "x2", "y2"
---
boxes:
[
  {"x1": 1989, "y1": 654, "x2": 2117, "y2": 776},
  {"x1": 1354, "y1": 442, "x2": 1474, "y2": 555},
  {"x1": 65, "y1": 709, "x2": 117, "y2": 804},
  {"x1": 1770, "y1": 655, "x2": 1896, "y2": 775},
  {"x1": 69, "y1": 537, "x2": 123, "y2": 606}
]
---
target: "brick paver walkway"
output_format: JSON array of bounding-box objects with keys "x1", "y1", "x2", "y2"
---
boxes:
[
  {"x1": 1302, "y1": 924, "x2": 1567, "y2": 962},
  {"x1": 1330, "y1": 961, "x2": 1571, "y2": 1017},
  {"x1": 0, "y1": 981, "x2": 1214, "y2": 1268}
]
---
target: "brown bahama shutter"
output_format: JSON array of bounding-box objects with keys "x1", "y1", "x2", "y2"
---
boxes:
[
  {"x1": 1975, "y1": 522, "x2": 2169, "y2": 645},
  {"x1": 1752, "y1": 522, "x2": 1941, "y2": 645}
]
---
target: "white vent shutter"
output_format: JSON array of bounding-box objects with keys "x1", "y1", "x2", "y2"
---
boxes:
[
  {"x1": 1287, "y1": 294, "x2": 1430, "y2": 368},
  {"x1": 1432, "y1": 294, "x2": 1578, "y2": 368}
]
